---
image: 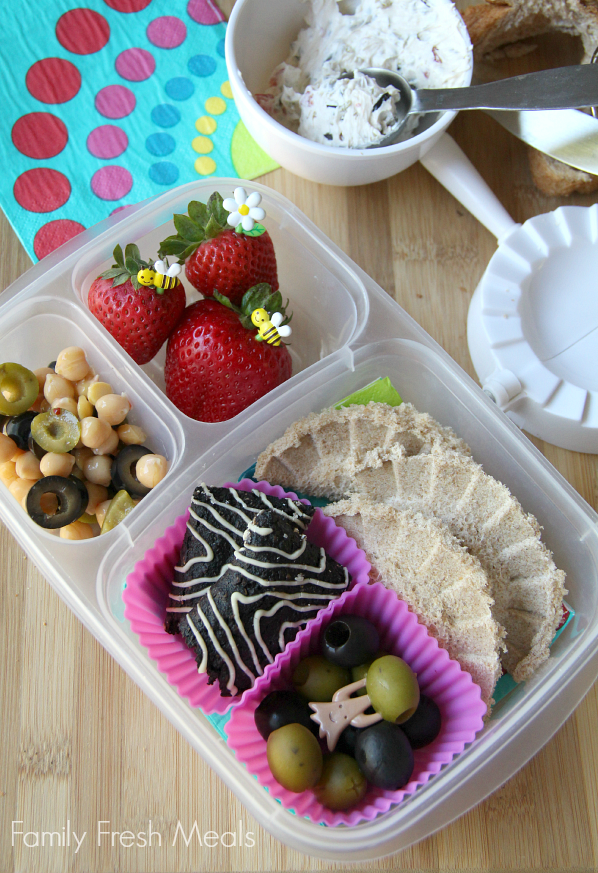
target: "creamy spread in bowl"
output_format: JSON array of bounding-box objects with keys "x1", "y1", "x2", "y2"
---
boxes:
[{"x1": 256, "y1": 0, "x2": 472, "y2": 149}]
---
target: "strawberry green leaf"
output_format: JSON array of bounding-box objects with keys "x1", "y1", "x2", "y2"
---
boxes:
[
  {"x1": 113, "y1": 244, "x2": 124, "y2": 268},
  {"x1": 263, "y1": 290, "x2": 283, "y2": 314},
  {"x1": 113, "y1": 274, "x2": 131, "y2": 286},
  {"x1": 102, "y1": 267, "x2": 127, "y2": 279},
  {"x1": 213, "y1": 290, "x2": 240, "y2": 312},
  {"x1": 179, "y1": 244, "x2": 200, "y2": 261},
  {"x1": 204, "y1": 214, "x2": 225, "y2": 240},
  {"x1": 158, "y1": 236, "x2": 189, "y2": 257},
  {"x1": 125, "y1": 256, "x2": 139, "y2": 275},
  {"x1": 173, "y1": 213, "x2": 204, "y2": 243},
  {"x1": 240, "y1": 283, "x2": 273, "y2": 315},
  {"x1": 124, "y1": 243, "x2": 141, "y2": 264},
  {"x1": 188, "y1": 200, "x2": 210, "y2": 226},
  {"x1": 208, "y1": 192, "x2": 228, "y2": 227}
]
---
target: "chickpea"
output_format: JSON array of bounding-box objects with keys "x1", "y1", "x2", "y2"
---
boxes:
[
  {"x1": 10, "y1": 447, "x2": 26, "y2": 462},
  {"x1": 44, "y1": 373, "x2": 76, "y2": 405},
  {"x1": 76, "y1": 374, "x2": 98, "y2": 397},
  {"x1": 73, "y1": 446, "x2": 94, "y2": 470},
  {"x1": 135, "y1": 454, "x2": 168, "y2": 489},
  {"x1": 85, "y1": 482, "x2": 108, "y2": 515},
  {"x1": 82, "y1": 454, "x2": 112, "y2": 486},
  {"x1": 9, "y1": 477, "x2": 35, "y2": 508},
  {"x1": 95, "y1": 393, "x2": 131, "y2": 426},
  {"x1": 77, "y1": 395, "x2": 94, "y2": 419},
  {"x1": 0, "y1": 461, "x2": 18, "y2": 488},
  {"x1": 92, "y1": 428, "x2": 119, "y2": 456},
  {"x1": 95, "y1": 499, "x2": 112, "y2": 529},
  {"x1": 55, "y1": 347, "x2": 90, "y2": 382},
  {"x1": 60, "y1": 520, "x2": 95, "y2": 540},
  {"x1": 0, "y1": 434, "x2": 18, "y2": 464},
  {"x1": 51, "y1": 396, "x2": 78, "y2": 416},
  {"x1": 15, "y1": 452, "x2": 42, "y2": 481},
  {"x1": 87, "y1": 381, "x2": 113, "y2": 405},
  {"x1": 40, "y1": 452, "x2": 76, "y2": 478},
  {"x1": 80, "y1": 417, "x2": 113, "y2": 449},
  {"x1": 40, "y1": 492, "x2": 58, "y2": 515},
  {"x1": 34, "y1": 367, "x2": 55, "y2": 393},
  {"x1": 116, "y1": 423, "x2": 146, "y2": 445}
]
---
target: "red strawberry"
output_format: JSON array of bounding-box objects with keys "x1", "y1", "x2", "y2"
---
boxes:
[
  {"x1": 165, "y1": 286, "x2": 292, "y2": 422},
  {"x1": 158, "y1": 192, "x2": 278, "y2": 306},
  {"x1": 88, "y1": 244, "x2": 186, "y2": 365}
]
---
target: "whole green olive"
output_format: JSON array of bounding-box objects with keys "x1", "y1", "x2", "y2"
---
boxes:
[
  {"x1": 366, "y1": 655, "x2": 420, "y2": 723},
  {"x1": 292, "y1": 655, "x2": 350, "y2": 702},
  {"x1": 314, "y1": 753, "x2": 367, "y2": 811},
  {"x1": 266, "y1": 723, "x2": 323, "y2": 793}
]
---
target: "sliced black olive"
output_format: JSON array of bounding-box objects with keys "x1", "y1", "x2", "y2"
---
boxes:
[
  {"x1": 5, "y1": 411, "x2": 38, "y2": 451},
  {"x1": 111, "y1": 444, "x2": 152, "y2": 498},
  {"x1": 26, "y1": 475, "x2": 87, "y2": 529},
  {"x1": 28, "y1": 434, "x2": 47, "y2": 460}
]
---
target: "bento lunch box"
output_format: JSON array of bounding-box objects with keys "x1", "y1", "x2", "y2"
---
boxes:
[{"x1": 1, "y1": 179, "x2": 597, "y2": 861}]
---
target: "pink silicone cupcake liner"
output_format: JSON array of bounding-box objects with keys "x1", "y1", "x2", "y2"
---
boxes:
[
  {"x1": 225, "y1": 580, "x2": 487, "y2": 827},
  {"x1": 123, "y1": 479, "x2": 372, "y2": 715}
]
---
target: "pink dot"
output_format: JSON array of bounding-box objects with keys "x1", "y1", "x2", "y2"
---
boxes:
[
  {"x1": 115, "y1": 47, "x2": 155, "y2": 81},
  {"x1": 95, "y1": 84, "x2": 136, "y2": 119},
  {"x1": 14, "y1": 168, "x2": 71, "y2": 213},
  {"x1": 26, "y1": 58, "x2": 81, "y2": 104},
  {"x1": 87, "y1": 125, "x2": 128, "y2": 159},
  {"x1": 91, "y1": 165, "x2": 133, "y2": 200},
  {"x1": 34, "y1": 220, "x2": 86, "y2": 259},
  {"x1": 147, "y1": 16, "x2": 187, "y2": 49},
  {"x1": 187, "y1": 0, "x2": 224, "y2": 24},
  {"x1": 56, "y1": 8, "x2": 110, "y2": 55}
]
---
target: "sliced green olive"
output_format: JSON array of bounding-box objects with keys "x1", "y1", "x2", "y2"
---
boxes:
[
  {"x1": 0, "y1": 363, "x2": 39, "y2": 416},
  {"x1": 100, "y1": 490, "x2": 137, "y2": 534},
  {"x1": 30, "y1": 409, "x2": 80, "y2": 453}
]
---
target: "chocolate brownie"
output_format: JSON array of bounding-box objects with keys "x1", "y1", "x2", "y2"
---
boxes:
[
  {"x1": 180, "y1": 508, "x2": 350, "y2": 695},
  {"x1": 165, "y1": 484, "x2": 314, "y2": 633}
]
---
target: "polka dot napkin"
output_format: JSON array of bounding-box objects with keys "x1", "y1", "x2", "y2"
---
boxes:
[{"x1": 0, "y1": 0, "x2": 278, "y2": 262}]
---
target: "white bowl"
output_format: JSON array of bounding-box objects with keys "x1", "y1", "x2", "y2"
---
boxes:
[{"x1": 225, "y1": 0, "x2": 473, "y2": 186}]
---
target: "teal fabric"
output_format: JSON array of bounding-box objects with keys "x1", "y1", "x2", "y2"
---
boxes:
[{"x1": 0, "y1": 0, "x2": 271, "y2": 261}]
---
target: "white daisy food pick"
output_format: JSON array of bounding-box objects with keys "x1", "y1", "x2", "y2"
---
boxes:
[{"x1": 224, "y1": 187, "x2": 266, "y2": 234}]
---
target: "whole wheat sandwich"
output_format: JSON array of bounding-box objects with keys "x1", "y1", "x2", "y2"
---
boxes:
[
  {"x1": 255, "y1": 402, "x2": 566, "y2": 692},
  {"x1": 324, "y1": 496, "x2": 505, "y2": 710},
  {"x1": 255, "y1": 401, "x2": 470, "y2": 500}
]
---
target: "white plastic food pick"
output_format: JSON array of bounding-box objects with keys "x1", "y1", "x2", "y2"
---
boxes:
[{"x1": 421, "y1": 134, "x2": 598, "y2": 454}]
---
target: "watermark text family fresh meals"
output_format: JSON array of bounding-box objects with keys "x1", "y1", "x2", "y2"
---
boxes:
[{"x1": 12, "y1": 820, "x2": 255, "y2": 854}]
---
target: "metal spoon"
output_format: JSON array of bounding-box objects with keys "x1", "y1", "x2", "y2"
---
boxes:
[{"x1": 350, "y1": 64, "x2": 598, "y2": 148}]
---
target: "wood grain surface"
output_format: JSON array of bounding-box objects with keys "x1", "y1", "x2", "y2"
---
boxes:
[{"x1": 1, "y1": 2, "x2": 598, "y2": 871}]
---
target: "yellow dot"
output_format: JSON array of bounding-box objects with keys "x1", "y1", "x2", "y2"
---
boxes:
[
  {"x1": 220, "y1": 80, "x2": 233, "y2": 99},
  {"x1": 196, "y1": 116, "x2": 217, "y2": 135},
  {"x1": 192, "y1": 136, "x2": 214, "y2": 154},
  {"x1": 194, "y1": 156, "x2": 217, "y2": 176},
  {"x1": 238, "y1": 204, "x2": 249, "y2": 215},
  {"x1": 205, "y1": 96, "x2": 226, "y2": 115}
]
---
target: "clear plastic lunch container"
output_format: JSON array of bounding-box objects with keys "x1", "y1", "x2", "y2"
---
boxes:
[{"x1": 1, "y1": 179, "x2": 597, "y2": 862}]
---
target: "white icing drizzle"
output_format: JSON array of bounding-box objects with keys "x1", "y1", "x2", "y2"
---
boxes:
[
  {"x1": 165, "y1": 606, "x2": 192, "y2": 613},
  {"x1": 278, "y1": 620, "x2": 308, "y2": 652},
  {"x1": 193, "y1": 602, "x2": 238, "y2": 695},
  {"x1": 186, "y1": 613, "x2": 209, "y2": 672},
  {"x1": 207, "y1": 589, "x2": 256, "y2": 684}
]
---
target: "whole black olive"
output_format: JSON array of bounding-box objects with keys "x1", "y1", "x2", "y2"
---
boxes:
[
  {"x1": 111, "y1": 444, "x2": 152, "y2": 498},
  {"x1": 321, "y1": 614, "x2": 380, "y2": 669},
  {"x1": 335, "y1": 723, "x2": 364, "y2": 757},
  {"x1": 254, "y1": 689, "x2": 319, "y2": 740},
  {"x1": 26, "y1": 475, "x2": 87, "y2": 529},
  {"x1": 400, "y1": 695, "x2": 442, "y2": 749},
  {"x1": 354, "y1": 721, "x2": 414, "y2": 790}
]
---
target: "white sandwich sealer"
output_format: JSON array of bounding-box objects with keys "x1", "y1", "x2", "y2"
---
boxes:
[{"x1": 421, "y1": 133, "x2": 598, "y2": 454}]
